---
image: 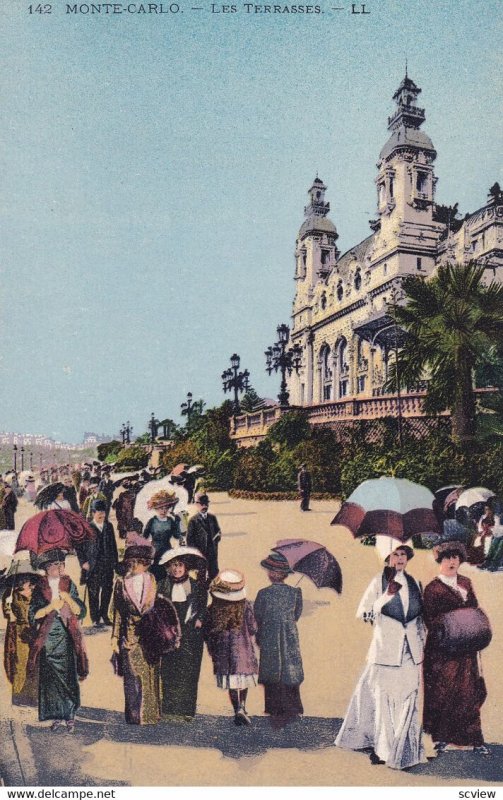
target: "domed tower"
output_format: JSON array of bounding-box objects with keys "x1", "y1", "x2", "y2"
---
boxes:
[
  {"x1": 293, "y1": 177, "x2": 339, "y2": 316},
  {"x1": 374, "y1": 74, "x2": 442, "y2": 276}
]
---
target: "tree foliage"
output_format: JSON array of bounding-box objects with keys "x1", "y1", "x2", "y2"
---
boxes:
[{"x1": 389, "y1": 262, "x2": 503, "y2": 442}]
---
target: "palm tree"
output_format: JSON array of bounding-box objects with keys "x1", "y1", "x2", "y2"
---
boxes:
[{"x1": 389, "y1": 262, "x2": 503, "y2": 443}]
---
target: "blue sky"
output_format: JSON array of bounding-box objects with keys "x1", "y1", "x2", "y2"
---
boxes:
[{"x1": 0, "y1": 0, "x2": 501, "y2": 442}]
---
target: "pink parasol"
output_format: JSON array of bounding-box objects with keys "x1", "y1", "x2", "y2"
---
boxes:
[
  {"x1": 272, "y1": 539, "x2": 343, "y2": 593},
  {"x1": 171, "y1": 463, "x2": 189, "y2": 477},
  {"x1": 15, "y1": 509, "x2": 96, "y2": 555}
]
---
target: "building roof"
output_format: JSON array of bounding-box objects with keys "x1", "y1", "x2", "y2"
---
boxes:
[
  {"x1": 298, "y1": 214, "x2": 337, "y2": 240},
  {"x1": 379, "y1": 125, "x2": 436, "y2": 162},
  {"x1": 336, "y1": 234, "x2": 375, "y2": 274}
]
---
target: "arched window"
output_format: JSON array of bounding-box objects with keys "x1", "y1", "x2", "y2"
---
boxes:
[
  {"x1": 337, "y1": 280, "x2": 343, "y2": 301},
  {"x1": 354, "y1": 268, "x2": 362, "y2": 291},
  {"x1": 321, "y1": 292, "x2": 327, "y2": 310},
  {"x1": 320, "y1": 345, "x2": 332, "y2": 401}
]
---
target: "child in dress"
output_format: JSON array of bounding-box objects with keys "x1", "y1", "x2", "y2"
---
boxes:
[{"x1": 205, "y1": 570, "x2": 258, "y2": 725}]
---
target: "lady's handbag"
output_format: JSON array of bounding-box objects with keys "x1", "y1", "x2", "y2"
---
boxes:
[{"x1": 430, "y1": 607, "x2": 492, "y2": 655}]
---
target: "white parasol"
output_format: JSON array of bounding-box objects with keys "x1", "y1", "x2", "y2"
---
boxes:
[{"x1": 134, "y1": 477, "x2": 189, "y2": 525}]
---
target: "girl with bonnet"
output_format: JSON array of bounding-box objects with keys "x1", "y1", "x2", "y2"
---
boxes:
[{"x1": 205, "y1": 570, "x2": 258, "y2": 725}]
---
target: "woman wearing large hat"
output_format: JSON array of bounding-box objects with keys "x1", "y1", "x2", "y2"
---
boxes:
[
  {"x1": 254, "y1": 552, "x2": 304, "y2": 724},
  {"x1": 422, "y1": 541, "x2": 490, "y2": 755},
  {"x1": 335, "y1": 542, "x2": 426, "y2": 769},
  {"x1": 205, "y1": 570, "x2": 258, "y2": 725},
  {"x1": 28, "y1": 549, "x2": 88, "y2": 732},
  {"x1": 157, "y1": 547, "x2": 208, "y2": 721},
  {"x1": 2, "y1": 562, "x2": 40, "y2": 706},
  {"x1": 111, "y1": 542, "x2": 165, "y2": 725},
  {"x1": 142, "y1": 490, "x2": 183, "y2": 575}
]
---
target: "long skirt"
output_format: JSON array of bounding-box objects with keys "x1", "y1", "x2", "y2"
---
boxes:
[
  {"x1": 335, "y1": 642, "x2": 425, "y2": 770},
  {"x1": 122, "y1": 642, "x2": 160, "y2": 725},
  {"x1": 264, "y1": 684, "x2": 303, "y2": 717},
  {"x1": 423, "y1": 646, "x2": 484, "y2": 747},
  {"x1": 38, "y1": 623, "x2": 80, "y2": 721},
  {"x1": 161, "y1": 624, "x2": 204, "y2": 718}
]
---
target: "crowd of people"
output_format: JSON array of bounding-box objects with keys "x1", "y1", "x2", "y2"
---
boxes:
[
  {"x1": 0, "y1": 460, "x2": 497, "y2": 773},
  {"x1": 1, "y1": 461, "x2": 306, "y2": 735}
]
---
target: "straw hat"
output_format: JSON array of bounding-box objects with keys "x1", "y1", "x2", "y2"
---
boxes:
[
  {"x1": 147, "y1": 489, "x2": 178, "y2": 510},
  {"x1": 209, "y1": 569, "x2": 246, "y2": 601}
]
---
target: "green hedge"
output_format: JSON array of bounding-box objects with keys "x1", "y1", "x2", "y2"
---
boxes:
[{"x1": 228, "y1": 489, "x2": 340, "y2": 501}]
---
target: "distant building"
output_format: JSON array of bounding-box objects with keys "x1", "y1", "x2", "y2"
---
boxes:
[{"x1": 82, "y1": 432, "x2": 112, "y2": 446}]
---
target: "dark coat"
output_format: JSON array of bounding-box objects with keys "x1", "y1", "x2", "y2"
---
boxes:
[
  {"x1": 143, "y1": 515, "x2": 182, "y2": 559},
  {"x1": 187, "y1": 513, "x2": 221, "y2": 580},
  {"x1": 76, "y1": 520, "x2": 118, "y2": 574},
  {"x1": 3, "y1": 489, "x2": 18, "y2": 530},
  {"x1": 112, "y1": 489, "x2": 136, "y2": 537},
  {"x1": 297, "y1": 469, "x2": 312, "y2": 493},
  {"x1": 254, "y1": 583, "x2": 304, "y2": 686},
  {"x1": 63, "y1": 485, "x2": 80, "y2": 513},
  {"x1": 423, "y1": 575, "x2": 485, "y2": 747}
]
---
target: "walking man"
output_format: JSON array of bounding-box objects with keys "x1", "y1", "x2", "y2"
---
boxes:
[
  {"x1": 297, "y1": 464, "x2": 312, "y2": 512},
  {"x1": 187, "y1": 493, "x2": 221, "y2": 581},
  {"x1": 77, "y1": 499, "x2": 118, "y2": 626}
]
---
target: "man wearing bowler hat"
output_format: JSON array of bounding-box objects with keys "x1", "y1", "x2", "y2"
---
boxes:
[
  {"x1": 187, "y1": 493, "x2": 221, "y2": 581},
  {"x1": 77, "y1": 499, "x2": 118, "y2": 626}
]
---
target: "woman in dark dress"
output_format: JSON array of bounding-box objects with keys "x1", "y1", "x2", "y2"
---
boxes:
[
  {"x1": 423, "y1": 541, "x2": 490, "y2": 755},
  {"x1": 254, "y1": 552, "x2": 304, "y2": 723},
  {"x1": 157, "y1": 548, "x2": 207, "y2": 721},
  {"x1": 29, "y1": 550, "x2": 88, "y2": 732}
]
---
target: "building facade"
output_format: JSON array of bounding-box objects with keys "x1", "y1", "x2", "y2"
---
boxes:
[
  {"x1": 231, "y1": 75, "x2": 502, "y2": 446},
  {"x1": 287, "y1": 75, "x2": 503, "y2": 410}
]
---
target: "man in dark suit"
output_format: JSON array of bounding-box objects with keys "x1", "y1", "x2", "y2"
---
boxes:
[
  {"x1": 187, "y1": 494, "x2": 221, "y2": 581},
  {"x1": 77, "y1": 499, "x2": 118, "y2": 626},
  {"x1": 297, "y1": 464, "x2": 312, "y2": 511}
]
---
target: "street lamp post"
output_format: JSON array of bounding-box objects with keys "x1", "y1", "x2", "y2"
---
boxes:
[
  {"x1": 120, "y1": 422, "x2": 133, "y2": 445},
  {"x1": 181, "y1": 392, "x2": 194, "y2": 427},
  {"x1": 149, "y1": 412, "x2": 159, "y2": 444},
  {"x1": 13, "y1": 444, "x2": 18, "y2": 472},
  {"x1": 222, "y1": 353, "x2": 250, "y2": 416},
  {"x1": 39, "y1": 452, "x2": 43, "y2": 470},
  {"x1": 265, "y1": 323, "x2": 302, "y2": 407},
  {"x1": 30, "y1": 451, "x2": 33, "y2": 471},
  {"x1": 389, "y1": 286, "x2": 404, "y2": 448},
  {"x1": 20, "y1": 447, "x2": 25, "y2": 471}
]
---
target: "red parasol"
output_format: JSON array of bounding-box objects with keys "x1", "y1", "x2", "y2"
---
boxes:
[{"x1": 15, "y1": 510, "x2": 96, "y2": 555}]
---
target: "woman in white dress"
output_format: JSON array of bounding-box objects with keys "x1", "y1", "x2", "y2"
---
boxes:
[{"x1": 335, "y1": 544, "x2": 426, "y2": 770}]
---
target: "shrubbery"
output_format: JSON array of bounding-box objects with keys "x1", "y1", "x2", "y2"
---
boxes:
[{"x1": 152, "y1": 403, "x2": 503, "y2": 500}]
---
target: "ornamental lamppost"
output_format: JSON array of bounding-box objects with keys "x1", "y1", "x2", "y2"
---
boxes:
[
  {"x1": 222, "y1": 353, "x2": 250, "y2": 416},
  {"x1": 181, "y1": 392, "x2": 194, "y2": 426},
  {"x1": 389, "y1": 286, "x2": 404, "y2": 448},
  {"x1": 29, "y1": 451, "x2": 33, "y2": 470},
  {"x1": 12, "y1": 444, "x2": 18, "y2": 472},
  {"x1": 265, "y1": 323, "x2": 303, "y2": 407},
  {"x1": 20, "y1": 447, "x2": 25, "y2": 471},
  {"x1": 148, "y1": 412, "x2": 159, "y2": 444},
  {"x1": 121, "y1": 421, "x2": 133, "y2": 445}
]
